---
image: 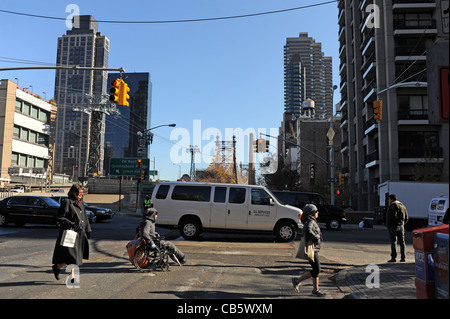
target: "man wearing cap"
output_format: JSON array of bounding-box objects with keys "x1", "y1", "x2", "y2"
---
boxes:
[
  {"x1": 386, "y1": 194, "x2": 408, "y2": 262},
  {"x1": 139, "y1": 208, "x2": 186, "y2": 264}
]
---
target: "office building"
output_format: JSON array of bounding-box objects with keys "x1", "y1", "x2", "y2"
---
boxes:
[
  {"x1": 53, "y1": 15, "x2": 110, "y2": 178},
  {"x1": 104, "y1": 73, "x2": 152, "y2": 175},
  {"x1": 337, "y1": 0, "x2": 449, "y2": 210},
  {"x1": 0, "y1": 80, "x2": 56, "y2": 185}
]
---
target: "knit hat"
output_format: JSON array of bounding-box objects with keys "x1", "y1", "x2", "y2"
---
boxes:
[
  {"x1": 303, "y1": 204, "x2": 318, "y2": 216},
  {"x1": 143, "y1": 207, "x2": 157, "y2": 222}
]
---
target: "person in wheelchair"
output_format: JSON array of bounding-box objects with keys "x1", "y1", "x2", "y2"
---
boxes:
[{"x1": 139, "y1": 207, "x2": 186, "y2": 265}]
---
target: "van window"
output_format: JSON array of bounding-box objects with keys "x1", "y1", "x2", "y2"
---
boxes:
[
  {"x1": 155, "y1": 185, "x2": 170, "y2": 199},
  {"x1": 430, "y1": 200, "x2": 438, "y2": 210},
  {"x1": 214, "y1": 187, "x2": 227, "y2": 203},
  {"x1": 171, "y1": 186, "x2": 211, "y2": 202},
  {"x1": 251, "y1": 189, "x2": 271, "y2": 205},
  {"x1": 438, "y1": 200, "x2": 446, "y2": 210},
  {"x1": 229, "y1": 187, "x2": 246, "y2": 204}
]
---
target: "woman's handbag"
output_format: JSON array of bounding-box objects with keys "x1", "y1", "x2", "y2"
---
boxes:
[
  {"x1": 295, "y1": 236, "x2": 315, "y2": 262},
  {"x1": 60, "y1": 229, "x2": 78, "y2": 248}
]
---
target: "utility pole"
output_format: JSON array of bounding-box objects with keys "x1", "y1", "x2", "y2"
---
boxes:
[{"x1": 186, "y1": 145, "x2": 200, "y2": 181}]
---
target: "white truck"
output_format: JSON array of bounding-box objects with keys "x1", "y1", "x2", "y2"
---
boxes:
[{"x1": 375, "y1": 181, "x2": 449, "y2": 230}]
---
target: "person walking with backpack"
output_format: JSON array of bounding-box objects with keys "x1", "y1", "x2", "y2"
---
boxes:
[{"x1": 385, "y1": 194, "x2": 409, "y2": 262}]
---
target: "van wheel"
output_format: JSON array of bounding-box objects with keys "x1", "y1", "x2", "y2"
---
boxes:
[
  {"x1": 275, "y1": 222, "x2": 297, "y2": 242},
  {"x1": 179, "y1": 219, "x2": 201, "y2": 240}
]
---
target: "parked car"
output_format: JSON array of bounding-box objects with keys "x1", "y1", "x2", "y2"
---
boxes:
[
  {"x1": 0, "y1": 196, "x2": 60, "y2": 226},
  {"x1": 9, "y1": 185, "x2": 31, "y2": 192},
  {"x1": 83, "y1": 202, "x2": 114, "y2": 222},
  {"x1": 271, "y1": 190, "x2": 347, "y2": 230},
  {"x1": 9, "y1": 186, "x2": 25, "y2": 193},
  {"x1": 48, "y1": 196, "x2": 97, "y2": 223}
]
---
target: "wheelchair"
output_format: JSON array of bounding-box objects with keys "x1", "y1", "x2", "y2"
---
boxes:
[{"x1": 133, "y1": 234, "x2": 175, "y2": 272}]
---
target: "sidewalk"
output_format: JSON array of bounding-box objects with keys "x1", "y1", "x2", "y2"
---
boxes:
[{"x1": 335, "y1": 262, "x2": 416, "y2": 299}]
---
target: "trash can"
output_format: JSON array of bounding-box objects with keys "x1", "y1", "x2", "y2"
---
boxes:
[
  {"x1": 413, "y1": 224, "x2": 449, "y2": 299},
  {"x1": 433, "y1": 233, "x2": 449, "y2": 299}
]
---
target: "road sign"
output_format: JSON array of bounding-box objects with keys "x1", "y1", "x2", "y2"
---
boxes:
[{"x1": 110, "y1": 157, "x2": 149, "y2": 176}]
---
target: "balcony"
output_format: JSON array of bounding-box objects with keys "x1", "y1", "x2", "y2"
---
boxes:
[
  {"x1": 394, "y1": 19, "x2": 437, "y2": 35},
  {"x1": 398, "y1": 109, "x2": 428, "y2": 120},
  {"x1": 363, "y1": 78, "x2": 377, "y2": 102},
  {"x1": 393, "y1": 0, "x2": 436, "y2": 11},
  {"x1": 365, "y1": 149, "x2": 379, "y2": 168},
  {"x1": 399, "y1": 147, "x2": 443, "y2": 159}
]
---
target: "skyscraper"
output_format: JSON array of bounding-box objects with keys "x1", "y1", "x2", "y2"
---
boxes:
[
  {"x1": 337, "y1": 0, "x2": 448, "y2": 210},
  {"x1": 284, "y1": 33, "x2": 333, "y2": 119},
  {"x1": 53, "y1": 15, "x2": 109, "y2": 178},
  {"x1": 104, "y1": 73, "x2": 152, "y2": 175}
]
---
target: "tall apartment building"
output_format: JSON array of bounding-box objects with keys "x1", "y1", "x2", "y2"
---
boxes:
[
  {"x1": 104, "y1": 72, "x2": 152, "y2": 175},
  {"x1": 0, "y1": 80, "x2": 56, "y2": 185},
  {"x1": 54, "y1": 15, "x2": 110, "y2": 177},
  {"x1": 284, "y1": 33, "x2": 333, "y2": 119},
  {"x1": 337, "y1": 0, "x2": 449, "y2": 210}
]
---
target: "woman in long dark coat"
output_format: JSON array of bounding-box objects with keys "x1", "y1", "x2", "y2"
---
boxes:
[{"x1": 51, "y1": 184, "x2": 91, "y2": 280}]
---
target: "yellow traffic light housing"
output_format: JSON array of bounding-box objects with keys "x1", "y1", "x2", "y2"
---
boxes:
[
  {"x1": 373, "y1": 100, "x2": 383, "y2": 120},
  {"x1": 119, "y1": 82, "x2": 130, "y2": 107},
  {"x1": 339, "y1": 173, "x2": 344, "y2": 186},
  {"x1": 109, "y1": 79, "x2": 121, "y2": 103}
]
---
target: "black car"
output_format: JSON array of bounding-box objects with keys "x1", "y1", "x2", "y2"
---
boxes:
[
  {"x1": 49, "y1": 196, "x2": 97, "y2": 223},
  {"x1": 0, "y1": 196, "x2": 61, "y2": 226},
  {"x1": 271, "y1": 190, "x2": 347, "y2": 230},
  {"x1": 83, "y1": 202, "x2": 114, "y2": 222}
]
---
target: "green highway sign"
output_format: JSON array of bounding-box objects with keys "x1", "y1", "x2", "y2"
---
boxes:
[{"x1": 110, "y1": 157, "x2": 149, "y2": 176}]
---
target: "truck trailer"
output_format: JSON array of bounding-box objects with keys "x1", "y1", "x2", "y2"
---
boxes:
[{"x1": 375, "y1": 181, "x2": 449, "y2": 230}]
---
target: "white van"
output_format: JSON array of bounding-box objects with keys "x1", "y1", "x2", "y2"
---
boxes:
[
  {"x1": 151, "y1": 182, "x2": 302, "y2": 241},
  {"x1": 428, "y1": 196, "x2": 449, "y2": 226}
]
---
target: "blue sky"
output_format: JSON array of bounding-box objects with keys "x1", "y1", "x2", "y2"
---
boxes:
[{"x1": 0, "y1": 0, "x2": 340, "y2": 181}]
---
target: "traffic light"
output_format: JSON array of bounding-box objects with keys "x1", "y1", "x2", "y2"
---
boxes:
[
  {"x1": 265, "y1": 140, "x2": 270, "y2": 152},
  {"x1": 339, "y1": 173, "x2": 345, "y2": 186},
  {"x1": 257, "y1": 139, "x2": 265, "y2": 153},
  {"x1": 140, "y1": 169, "x2": 146, "y2": 181},
  {"x1": 137, "y1": 158, "x2": 142, "y2": 168},
  {"x1": 119, "y1": 81, "x2": 130, "y2": 107},
  {"x1": 336, "y1": 189, "x2": 341, "y2": 196},
  {"x1": 373, "y1": 100, "x2": 383, "y2": 120},
  {"x1": 109, "y1": 79, "x2": 121, "y2": 103}
]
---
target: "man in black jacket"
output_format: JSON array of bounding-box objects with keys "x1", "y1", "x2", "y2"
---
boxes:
[{"x1": 385, "y1": 194, "x2": 409, "y2": 262}]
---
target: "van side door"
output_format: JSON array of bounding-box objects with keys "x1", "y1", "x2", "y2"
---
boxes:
[
  {"x1": 249, "y1": 188, "x2": 277, "y2": 231},
  {"x1": 226, "y1": 187, "x2": 248, "y2": 230},
  {"x1": 210, "y1": 186, "x2": 227, "y2": 228}
]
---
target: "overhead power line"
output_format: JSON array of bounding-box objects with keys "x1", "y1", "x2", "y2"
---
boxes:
[{"x1": 0, "y1": 1, "x2": 338, "y2": 24}]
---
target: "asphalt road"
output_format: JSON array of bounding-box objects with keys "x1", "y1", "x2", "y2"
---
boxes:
[{"x1": 0, "y1": 214, "x2": 414, "y2": 300}]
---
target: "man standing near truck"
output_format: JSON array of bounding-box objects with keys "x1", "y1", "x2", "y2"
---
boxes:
[{"x1": 386, "y1": 194, "x2": 409, "y2": 262}]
